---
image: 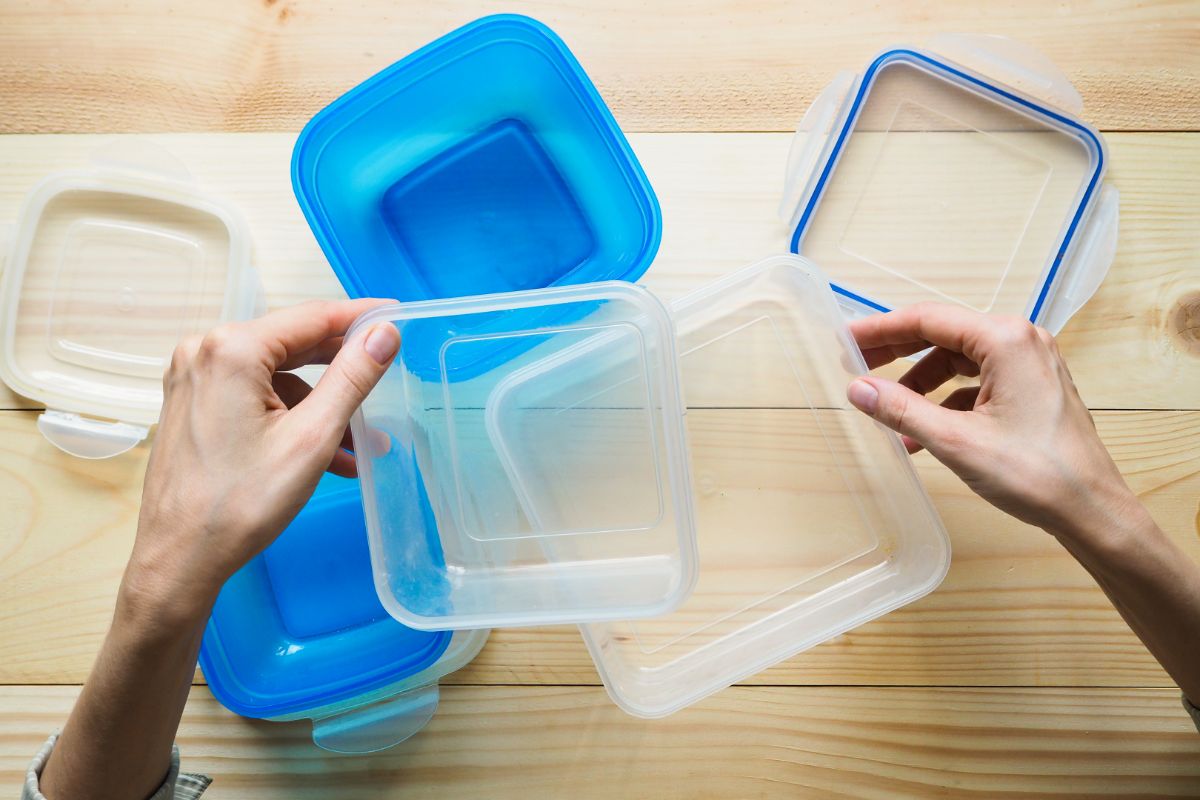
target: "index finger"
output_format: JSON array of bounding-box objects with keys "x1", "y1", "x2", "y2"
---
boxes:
[
  {"x1": 245, "y1": 298, "x2": 395, "y2": 369},
  {"x1": 849, "y1": 302, "x2": 993, "y2": 366}
]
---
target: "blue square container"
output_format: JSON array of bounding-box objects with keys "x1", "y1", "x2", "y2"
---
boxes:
[
  {"x1": 291, "y1": 14, "x2": 661, "y2": 306},
  {"x1": 199, "y1": 473, "x2": 453, "y2": 740}
]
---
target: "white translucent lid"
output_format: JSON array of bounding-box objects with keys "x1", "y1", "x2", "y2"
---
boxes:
[
  {"x1": 0, "y1": 142, "x2": 259, "y2": 458},
  {"x1": 492, "y1": 256, "x2": 950, "y2": 717},
  {"x1": 780, "y1": 35, "x2": 1118, "y2": 332},
  {"x1": 350, "y1": 282, "x2": 696, "y2": 630}
]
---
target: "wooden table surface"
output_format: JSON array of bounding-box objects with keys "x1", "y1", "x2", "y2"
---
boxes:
[{"x1": 2, "y1": 2, "x2": 1200, "y2": 797}]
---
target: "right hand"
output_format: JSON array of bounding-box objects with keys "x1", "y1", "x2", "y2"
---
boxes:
[{"x1": 845, "y1": 302, "x2": 1141, "y2": 543}]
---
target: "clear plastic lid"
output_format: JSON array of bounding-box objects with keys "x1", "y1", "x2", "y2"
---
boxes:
[
  {"x1": 350, "y1": 282, "x2": 696, "y2": 630},
  {"x1": 491, "y1": 256, "x2": 950, "y2": 717},
  {"x1": 0, "y1": 143, "x2": 259, "y2": 458},
  {"x1": 781, "y1": 38, "x2": 1115, "y2": 330}
]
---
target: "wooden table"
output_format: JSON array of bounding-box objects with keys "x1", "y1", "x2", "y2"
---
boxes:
[{"x1": 2, "y1": 2, "x2": 1199, "y2": 797}]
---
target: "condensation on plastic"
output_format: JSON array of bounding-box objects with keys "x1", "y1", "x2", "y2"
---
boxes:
[
  {"x1": 779, "y1": 35, "x2": 1118, "y2": 333},
  {"x1": 0, "y1": 140, "x2": 260, "y2": 457}
]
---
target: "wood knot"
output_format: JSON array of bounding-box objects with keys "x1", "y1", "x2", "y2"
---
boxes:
[{"x1": 1169, "y1": 291, "x2": 1200, "y2": 356}]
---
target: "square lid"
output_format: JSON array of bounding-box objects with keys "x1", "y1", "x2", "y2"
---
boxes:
[
  {"x1": 350, "y1": 281, "x2": 696, "y2": 630},
  {"x1": 781, "y1": 37, "x2": 1113, "y2": 328},
  {"x1": 0, "y1": 143, "x2": 259, "y2": 458},
  {"x1": 292, "y1": 14, "x2": 661, "y2": 306},
  {"x1": 490, "y1": 256, "x2": 950, "y2": 717}
]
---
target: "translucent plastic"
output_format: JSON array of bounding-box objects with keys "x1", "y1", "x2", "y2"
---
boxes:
[
  {"x1": 492, "y1": 256, "x2": 950, "y2": 717},
  {"x1": 292, "y1": 14, "x2": 660, "y2": 307},
  {"x1": 351, "y1": 283, "x2": 696, "y2": 630},
  {"x1": 787, "y1": 49, "x2": 1106, "y2": 322},
  {"x1": 0, "y1": 165, "x2": 257, "y2": 449}
]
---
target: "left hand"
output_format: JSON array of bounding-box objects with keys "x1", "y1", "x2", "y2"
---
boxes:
[{"x1": 123, "y1": 299, "x2": 399, "y2": 618}]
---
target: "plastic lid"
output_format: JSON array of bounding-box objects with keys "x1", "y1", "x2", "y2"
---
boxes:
[
  {"x1": 292, "y1": 14, "x2": 661, "y2": 308},
  {"x1": 200, "y1": 473, "x2": 453, "y2": 720},
  {"x1": 0, "y1": 144, "x2": 259, "y2": 457},
  {"x1": 492, "y1": 256, "x2": 950, "y2": 717},
  {"x1": 350, "y1": 282, "x2": 696, "y2": 630},
  {"x1": 782, "y1": 42, "x2": 1110, "y2": 326}
]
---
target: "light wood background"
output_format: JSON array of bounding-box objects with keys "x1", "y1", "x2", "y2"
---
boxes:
[{"x1": 2, "y1": 2, "x2": 1199, "y2": 797}]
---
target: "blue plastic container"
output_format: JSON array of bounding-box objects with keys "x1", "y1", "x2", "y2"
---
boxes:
[
  {"x1": 291, "y1": 14, "x2": 661, "y2": 378},
  {"x1": 199, "y1": 474, "x2": 452, "y2": 726}
]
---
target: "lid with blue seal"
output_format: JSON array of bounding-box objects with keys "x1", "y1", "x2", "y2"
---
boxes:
[{"x1": 779, "y1": 34, "x2": 1119, "y2": 333}]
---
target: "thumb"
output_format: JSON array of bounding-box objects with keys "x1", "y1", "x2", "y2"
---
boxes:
[
  {"x1": 846, "y1": 376, "x2": 960, "y2": 455},
  {"x1": 295, "y1": 322, "x2": 399, "y2": 437}
]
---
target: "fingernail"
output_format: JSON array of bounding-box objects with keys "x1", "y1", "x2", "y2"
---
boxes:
[
  {"x1": 363, "y1": 324, "x2": 399, "y2": 365},
  {"x1": 847, "y1": 379, "x2": 879, "y2": 414}
]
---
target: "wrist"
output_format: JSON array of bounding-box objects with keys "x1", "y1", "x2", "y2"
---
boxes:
[
  {"x1": 118, "y1": 546, "x2": 222, "y2": 638},
  {"x1": 1047, "y1": 482, "x2": 1155, "y2": 561}
]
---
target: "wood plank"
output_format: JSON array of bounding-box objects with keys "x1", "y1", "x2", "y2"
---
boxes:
[
  {"x1": 1, "y1": 685, "x2": 1197, "y2": 798},
  {"x1": 0, "y1": 132, "x2": 1197, "y2": 412},
  {"x1": 1, "y1": 407, "x2": 1197, "y2": 687},
  {"x1": 1, "y1": 1, "x2": 1197, "y2": 133}
]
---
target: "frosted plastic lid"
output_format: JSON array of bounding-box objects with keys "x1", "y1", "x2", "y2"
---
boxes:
[
  {"x1": 492, "y1": 256, "x2": 950, "y2": 717},
  {"x1": 350, "y1": 282, "x2": 696, "y2": 630},
  {"x1": 781, "y1": 36, "x2": 1117, "y2": 331},
  {"x1": 0, "y1": 144, "x2": 259, "y2": 458}
]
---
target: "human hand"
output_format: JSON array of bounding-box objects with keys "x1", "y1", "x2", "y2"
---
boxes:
[
  {"x1": 123, "y1": 299, "x2": 399, "y2": 618},
  {"x1": 845, "y1": 303, "x2": 1141, "y2": 544}
]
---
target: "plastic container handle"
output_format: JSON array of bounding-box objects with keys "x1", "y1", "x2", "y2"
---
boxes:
[
  {"x1": 779, "y1": 70, "x2": 856, "y2": 229},
  {"x1": 1040, "y1": 183, "x2": 1120, "y2": 334},
  {"x1": 310, "y1": 683, "x2": 440, "y2": 754},
  {"x1": 37, "y1": 410, "x2": 148, "y2": 459},
  {"x1": 927, "y1": 33, "x2": 1084, "y2": 114}
]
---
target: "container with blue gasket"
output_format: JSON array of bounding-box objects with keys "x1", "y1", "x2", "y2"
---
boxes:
[
  {"x1": 200, "y1": 473, "x2": 486, "y2": 753},
  {"x1": 291, "y1": 14, "x2": 661, "y2": 379},
  {"x1": 779, "y1": 33, "x2": 1119, "y2": 333}
]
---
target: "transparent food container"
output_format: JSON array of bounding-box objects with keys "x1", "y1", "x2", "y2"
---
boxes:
[
  {"x1": 780, "y1": 34, "x2": 1118, "y2": 332},
  {"x1": 0, "y1": 142, "x2": 260, "y2": 458},
  {"x1": 349, "y1": 282, "x2": 697, "y2": 630},
  {"x1": 489, "y1": 256, "x2": 951, "y2": 717}
]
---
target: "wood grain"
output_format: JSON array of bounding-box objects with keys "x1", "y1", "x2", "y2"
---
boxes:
[
  {"x1": 1, "y1": 1, "x2": 1197, "y2": 134},
  {"x1": 2, "y1": 685, "x2": 1198, "y2": 798},
  {"x1": 1, "y1": 407, "x2": 1196, "y2": 687},
  {"x1": 0, "y1": 132, "x2": 1197, "y2": 412}
]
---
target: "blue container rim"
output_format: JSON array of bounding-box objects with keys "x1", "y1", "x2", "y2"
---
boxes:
[
  {"x1": 199, "y1": 482, "x2": 452, "y2": 719},
  {"x1": 290, "y1": 13, "x2": 662, "y2": 300}
]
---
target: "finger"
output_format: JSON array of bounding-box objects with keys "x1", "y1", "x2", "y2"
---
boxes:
[
  {"x1": 327, "y1": 448, "x2": 358, "y2": 479},
  {"x1": 846, "y1": 376, "x2": 966, "y2": 458},
  {"x1": 288, "y1": 321, "x2": 400, "y2": 443},
  {"x1": 849, "y1": 303, "x2": 996, "y2": 363},
  {"x1": 271, "y1": 371, "x2": 314, "y2": 409},
  {"x1": 245, "y1": 299, "x2": 395, "y2": 370},
  {"x1": 859, "y1": 340, "x2": 932, "y2": 370},
  {"x1": 278, "y1": 336, "x2": 345, "y2": 371},
  {"x1": 941, "y1": 385, "x2": 981, "y2": 412},
  {"x1": 899, "y1": 346, "x2": 980, "y2": 396}
]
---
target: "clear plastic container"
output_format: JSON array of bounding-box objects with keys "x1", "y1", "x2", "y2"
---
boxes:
[
  {"x1": 489, "y1": 256, "x2": 951, "y2": 717},
  {"x1": 0, "y1": 142, "x2": 260, "y2": 458},
  {"x1": 349, "y1": 282, "x2": 696, "y2": 630},
  {"x1": 780, "y1": 35, "x2": 1118, "y2": 332}
]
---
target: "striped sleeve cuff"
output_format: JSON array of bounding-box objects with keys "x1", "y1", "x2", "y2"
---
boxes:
[{"x1": 23, "y1": 734, "x2": 211, "y2": 800}]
